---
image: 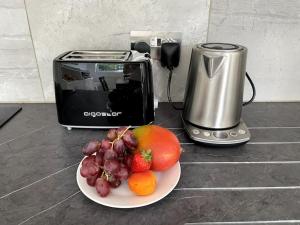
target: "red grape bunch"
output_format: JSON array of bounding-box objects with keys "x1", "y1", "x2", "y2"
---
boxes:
[{"x1": 80, "y1": 126, "x2": 138, "y2": 197}]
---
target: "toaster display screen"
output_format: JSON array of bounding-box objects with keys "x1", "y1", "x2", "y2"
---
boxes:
[{"x1": 54, "y1": 56, "x2": 154, "y2": 127}]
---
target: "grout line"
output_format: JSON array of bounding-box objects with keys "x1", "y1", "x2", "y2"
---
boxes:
[
  {"x1": 166, "y1": 128, "x2": 184, "y2": 130},
  {"x1": 156, "y1": 114, "x2": 180, "y2": 126},
  {"x1": 249, "y1": 126, "x2": 300, "y2": 129},
  {"x1": 23, "y1": 0, "x2": 46, "y2": 102},
  {"x1": 0, "y1": 67, "x2": 38, "y2": 70},
  {"x1": 0, "y1": 34, "x2": 31, "y2": 38},
  {"x1": 0, "y1": 162, "x2": 80, "y2": 200},
  {"x1": 165, "y1": 127, "x2": 300, "y2": 130},
  {"x1": 206, "y1": 0, "x2": 212, "y2": 42},
  {"x1": 175, "y1": 131, "x2": 185, "y2": 137},
  {"x1": 185, "y1": 220, "x2": 300, "y2": 225},
  {"x1": 180, "y1": 161, "x2": 300, "y2": 165},
  {"x1": 248, "y1": 142, "x2": 300, "y2": 145},
  {"x1": 0, "y1": 5, "x2": 24, "y2": 10},
  {"x1": 174, "y1": 186, "x2": 300, "y2": 191},
  {"x1": 167, "y1": 195, "x2": 205, "y2": 201},
  {"x1": 0, "y1": 126, "x2": 47, "y2": 147},
  {"x1": 17, "y1": 190, "x2": 80, "y2": 225},
  {"x1": 180, "y1": 142, "x2": 300, "y2": 145}
]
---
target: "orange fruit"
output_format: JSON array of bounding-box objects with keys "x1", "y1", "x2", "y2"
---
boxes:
[{"x1": 128, "y1": 171, "x2": 157, "y2": 196}]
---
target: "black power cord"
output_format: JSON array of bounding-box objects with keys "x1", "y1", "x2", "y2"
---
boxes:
[
  {"x1": 243, "y1": 72, "x2": 256, "y2": 106},
  {"x1": 167, "y1": 68, "x2": 184, "y2": 110},
  {"x1": 160, "y1": 42, "x2": 182, "y2": 110}
]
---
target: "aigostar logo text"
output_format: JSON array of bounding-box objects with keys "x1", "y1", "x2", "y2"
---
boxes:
[{"x1": 83, "y1": 112, "x2": 122, "y2": 117}]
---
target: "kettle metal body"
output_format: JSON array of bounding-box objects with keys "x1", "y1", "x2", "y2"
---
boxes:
[{"x1": 183, "y1": 43, "x2": 247, "y2": 129}]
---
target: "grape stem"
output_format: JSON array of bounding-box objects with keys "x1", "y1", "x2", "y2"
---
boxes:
[
  {"x1": 109, "y1": 125, "x2": 131, "y2": 150},
  {"x1": 101, "y1": 170, "x2": 109, "y2": 181},
  {"x1": 101, "y1": 126, "x2": 132, "y2": 181}
]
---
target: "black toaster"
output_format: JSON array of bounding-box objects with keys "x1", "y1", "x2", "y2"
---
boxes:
[{"x1": 53, "y1": 50, "x2": 154, "y2": 129}]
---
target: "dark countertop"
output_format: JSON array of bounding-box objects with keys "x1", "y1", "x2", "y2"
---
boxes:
[{"x1": 1, "y1": 103, "x2": 300, "y2": 225}]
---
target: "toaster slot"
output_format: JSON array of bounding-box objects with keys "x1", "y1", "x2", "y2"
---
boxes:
[
  {"x1": 72, "y1": 51, "x2": 127, "y2": 55},
  {"x1": 61, "y1": 51, "x2": 131, "y2": 61}
]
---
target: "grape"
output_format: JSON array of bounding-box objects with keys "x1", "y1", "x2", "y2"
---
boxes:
[
  {"x1": 125, "y1": 129, "x2": 134, "y2": 136},
  {"x1": 95, "y1": 151, "x2": 104, "y2": 166},
  {"x1": 80, "y1": 159, "x2": 99, "y2": 178},
  {"x1": 107, "y1": 129, "x2": 117, "y2": 141},
  {"x1": 80, "y1": 130, "x2": 135, "y2": 197},
  {"x1": 120, "y1": 163, "x2": 127, "y2": 168},
  {"x1": 80, "y1": 165, "x2": 90, "y2": 178},
  {"x1": 103, "y1": 149, "x2": 117, "y2": 160},
  {"x1": 101, "y1": 139, "x2": 112, "y2": 151},
  {"x1": 113, "y1": 139, "x2": 126, "y2": 156},
  {"x1": 115, "y1": 167, "x2": 129, "y2": 181},
  {"x1": 82, "y1": 140, "x2": 99, "y2": 155},
  {"x1": 87, "y1": 173, "x2": 99, "y2": 186},
  {"x1": 87, "y1": 161, "x2": 99, "y2": 176},
  {"x1": 95, "y1": 178, "x2": 110, "y2": 197},
  {"x1": 109, "y1": 178, "x2": 121, "y2": 188},
  {"x1": 122, "y1": 131, "x2": 137, "y2": 150},
  {"x1": 124, "y1": 155, "x2": 133, "y2": 168},
  {"x1": 116, "y1": 127, "x2": 127, "y2": 137},
  {"x1": 82, "y1": 155, "x2": 96, "y2": 167},
  {"x1": 98, "y1": 147, "x2": 104, "y2": 154},
  {"x1": 104, "y1": 159, "x2": 120, "y2": 174},
  {"x1": 107, "y1": 175, "x2": 121, "y2": 188},
  {"x1": 118, "y1": 156, "x2": 124, "y2": 162}
]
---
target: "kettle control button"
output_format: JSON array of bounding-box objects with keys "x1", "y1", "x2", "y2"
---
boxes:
[
  {"x1": 230, "y1": 131, "x2": 237, "y2": 137},
  {"x1": 203, "y1": 131, "x2": 211, "y2": 137},
  {"x1": 238, "y1": 129, "x2": 246, "y2": 135},
  {"x1": 192, "y1": 129, "x2": 200, "y2": 135},
  {"x1": 213, "y1": 131, "x2": 228, "y2": 139}
]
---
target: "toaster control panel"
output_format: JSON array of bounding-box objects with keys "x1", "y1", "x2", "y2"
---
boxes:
[{"x1": 182, "y1": 119, "x2": 250, "y2": 145}]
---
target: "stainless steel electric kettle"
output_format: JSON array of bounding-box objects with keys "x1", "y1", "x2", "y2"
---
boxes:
[{"x1": 182, "y1": 43, "x2": 255, "y2": 145}]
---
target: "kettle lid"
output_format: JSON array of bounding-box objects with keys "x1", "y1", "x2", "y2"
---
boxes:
[{"x1": 198, "y1": 43, "x2": 245, "y2": 51}]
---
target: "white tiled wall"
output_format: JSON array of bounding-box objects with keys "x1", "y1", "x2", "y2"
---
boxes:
[
  {"x1": 0, "y1": 0, "x2": 299, "y2": 102},
  {"x1": 24, "y1": 0, "x2": 210, "y2": 102},
  {"x1": 0, "y1": 0, "x2": 44, "y2": 102},
  {"x1": 208, "y1": 0, "x2": 300, "y2": 102}
]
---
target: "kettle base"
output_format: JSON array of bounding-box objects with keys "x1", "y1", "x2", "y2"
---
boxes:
[{"x1": 182, "y1": 118, "x2": 250, "y2": 146}]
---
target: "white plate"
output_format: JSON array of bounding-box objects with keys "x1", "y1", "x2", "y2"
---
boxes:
[{"x1": 76, "y1": 158, "x2": 181, "y2": 208}]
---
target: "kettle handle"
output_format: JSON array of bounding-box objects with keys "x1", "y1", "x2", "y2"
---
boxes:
[{"x1": 243, "y1": 72, "x2": 256, "y2": 106}]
